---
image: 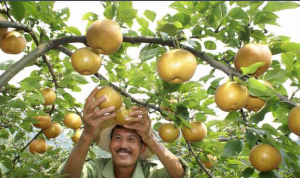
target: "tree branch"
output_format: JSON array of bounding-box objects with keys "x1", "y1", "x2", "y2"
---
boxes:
[
  {"x1": 28, "y1": 30, "x2": 59, "y2": 88},
  {"x1": 186, "y1": 141, "x2": 213, "y2": 178},
  {"x1": 13, "y1": 129, "x2": 43, "y2": 165},
  {"x1": 0, "y1": 33, "x2": 297, "y2": 107}
]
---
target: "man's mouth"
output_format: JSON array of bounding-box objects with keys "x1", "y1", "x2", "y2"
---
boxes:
[{"x1": 116, "y1": 148, "x2": 132, "y2": 156}]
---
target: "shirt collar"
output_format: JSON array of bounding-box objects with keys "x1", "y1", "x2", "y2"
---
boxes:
[{"x1": 102, "y1": 158, "x2": 145, "y2": 178}]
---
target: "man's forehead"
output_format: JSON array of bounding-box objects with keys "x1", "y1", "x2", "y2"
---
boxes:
[{"x1": 112, "y1": 127, "x2": 139, "y2": 137}]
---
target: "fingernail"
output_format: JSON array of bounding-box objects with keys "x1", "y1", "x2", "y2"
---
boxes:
[
  {"x1": 102, "y1": 95, "x2": 107, "y2": 99},
  {"x1": 125, "y1": 118, "x2": 130, "y2": 121},
  {"x1": 109, "y1": 106, "x2": 115, "y2": 110}
]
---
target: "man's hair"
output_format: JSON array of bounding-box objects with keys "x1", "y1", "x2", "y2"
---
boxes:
[{"x1": 110, "y1": 125, "x2": 144, "y2": 144}]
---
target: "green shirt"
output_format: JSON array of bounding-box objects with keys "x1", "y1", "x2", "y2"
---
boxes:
[{"x1": 56, "y1": 157, "x2": 190, "y2": 178}]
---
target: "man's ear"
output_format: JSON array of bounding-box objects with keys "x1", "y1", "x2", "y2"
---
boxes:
[{"x1": 140, "y1": 143, "x2": 146, "y2": 154}]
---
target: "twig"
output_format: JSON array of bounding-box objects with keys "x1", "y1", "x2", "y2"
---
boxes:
[
  {"x1": 186, "y1": 141, "x2": 213, "y2": 178},
  {"x1": 4, "y1": 2, "x2": 14, "y2": 22},
  {"x1": 239, "y1": 109, "x2": 247, "y2": 123},
  {"x1": 290, "y1": 88, "x2": 300, "y2": 100},
  {"x1": 13, "y1": 129, "x2": 43, "y2": 166}
]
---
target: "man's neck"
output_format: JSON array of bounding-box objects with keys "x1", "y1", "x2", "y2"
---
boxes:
[{"x1": 114, "y1": 163, "x2": 136, "y2": 178}]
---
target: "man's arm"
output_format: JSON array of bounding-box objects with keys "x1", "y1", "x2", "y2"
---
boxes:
[
  {"x1": 62, "y1": 87, "x2": 116, "y2": 178},
  {"x1": 124, "y1": 106, "x2": 185, "y2": 178}
]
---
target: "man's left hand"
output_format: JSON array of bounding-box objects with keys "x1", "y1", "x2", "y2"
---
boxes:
[{"x1": 123, "y1": 106, "x2": 154, "y2": 143}]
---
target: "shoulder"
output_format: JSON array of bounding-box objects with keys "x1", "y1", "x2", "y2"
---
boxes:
[
  {"x1": 140, "y1": 158, "x2": 164, "y2": 168},
  {"x1": 85, "y1": 157, "x2": 111, "y2": 166}
]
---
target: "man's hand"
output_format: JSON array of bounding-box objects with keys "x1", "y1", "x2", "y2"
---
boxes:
[
  {"x1": 123, "y1": 106, "x2": 154, "y2": 143},
  {"x1": 82, "y1": 87, "x2": 116, "y2": 141}
]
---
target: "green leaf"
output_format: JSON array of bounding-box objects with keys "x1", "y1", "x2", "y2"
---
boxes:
[
  {"x1": 65, "y1": 26, "x2": 81, "y2": 36},
  {"x1": 0, "y1": 60, "x2": 15, "y2": 70},
  {"x1": 19, "y1": 122, "x2": 33, "y2": 132},
  {"x1": 82, "y1": 12, "x2": 98, "y2": 21},
  {"x1": 118, "y1": 9, "x2": 137, "y2": 24},
  {"x1": 281, "y1": 42, "x2": 300, "y2": 52},
  {"x1": 104, "y1": 4, "x2": 116, "y2": 20},
  {"x1": 23, "y1": 2, "x2": 38, "y2": 18},
  {"x1": 254, "y1": 11, "x2": 278, "y2": 25},
  {"x1": 240, "y1": 62, "x2": 265, "y2": 76},
  {"x1": 136, "y1": 17, "x2": 149, "y2": 29},
  {"x1": 0, "y1": 129, "x2": 9, "y2": 139},
  {"x1": 264, "y1": 69, "x2": 289, "y2": 85},
  {"x1": 143, "y1": 10, "x2": 156, "y2": 22},
  {"x1": 223, "y1": 138, "x2": 243, "y2": 157},
  {"x1": 228, "y1": 7, "x2": 249, "y2": 20},
  {"x1": 263, "y1": 1, "x2": 299, "y2": 12},
  {"x1": 258, "y1": 171, "x2": 276, "y2": 178},
  {"x1": 170, "y1": 1, "x2": 193, "y2": 15},
  {"x1": 8, "y1": 98, "x2": 27, "y2": 110},
  {"x1": 9, "y1": 1, "x2": 25, "y2": 22},
  {"x1": 63, "y1": 92, "x2": 75, "y2": 106},
  {"x1": 195, "y1": 113, "x2": 206, "y2": 122},
  {"x1": 139, "y1": 46, "x2": 167, "y2": 62},
  {"x1": 248, "y1": 78, "x2": 275, "y2": 99},
  {"x1": 172, "y1": 13, "x2": 191, "y2": 27},
  {"x1": 153, "y1": 122, "x2": 162, "y2": 131},
  {"x1": 204, "y1": 40, "x2": 216, "y2": 50},
  {"x1": 156, "y1": 21, "x2": 181, "y2": 36},
  {"x1": 241, "y1": 167, "x2": 254, "y2": 178},
  {"x1": 281, "y1": 52, "x2": 294, "y2": 71}
]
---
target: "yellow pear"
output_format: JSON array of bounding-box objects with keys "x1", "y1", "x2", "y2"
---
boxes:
[
  {"x1": 0, "y1": 31, "x2": 26, "y2": 54},
  {"x1": 86, "y1": 19, "x2": 123, "y2": 55},
  {"x1": 71, "y1": 47, "x2": 102, "y2": 75}
]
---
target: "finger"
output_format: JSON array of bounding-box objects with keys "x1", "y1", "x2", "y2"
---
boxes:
[
  {"x1": 84, "y1": 87, "x2": 99, "y2": 111},
  {"x1": 90, "y1": 106, "x2": 115, "y2": 120},
  {"x1": 125, "y1": 116, "x2": 142, "y2": 123},
  {"x1": 87, "y1": 95, "x2": 107, "y2": 114},
  {"x1": 131, "y1": 106, "x2": 147, "y2": 112},
  {"x1": 123, "y1": 124, "x2": 141, "y2": 131},
  {"x1": 130, "y1": 110, "x2": 148, "y2": 117},
  {"x1": 95, "y1": 113, "x2": 116, "y2": 124}
]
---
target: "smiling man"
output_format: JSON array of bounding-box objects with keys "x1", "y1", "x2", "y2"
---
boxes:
[{"x1": 57, "y1": 87, "x2": 190, "y2": 178}]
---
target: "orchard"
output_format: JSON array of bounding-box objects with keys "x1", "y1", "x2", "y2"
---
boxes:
[{"x1": 0, "y1": 1, "x2": 300, "y2": 178}]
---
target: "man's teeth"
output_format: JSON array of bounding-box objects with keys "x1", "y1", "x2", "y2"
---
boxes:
[{"x1": 118, "y1": 152, "x2": 130, "y2": 156}]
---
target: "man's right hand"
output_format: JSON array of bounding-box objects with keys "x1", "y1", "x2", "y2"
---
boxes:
[{"x1": 82, "y1": 87, "x2": 116, "y2": 142}]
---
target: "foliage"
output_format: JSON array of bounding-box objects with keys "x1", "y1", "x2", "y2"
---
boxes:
[{"x1": 0, "y1": 1, "x2": 300, "y2": 178}]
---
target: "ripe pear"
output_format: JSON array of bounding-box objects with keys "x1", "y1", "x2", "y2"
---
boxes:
[
  {"x1": 215, "y1": 82, "x2": 249, "y2": 112},
  {"x1": 234, "y1": 43, "x2": 272, "y2": 78},
  {"x1": 64, "y1": 113, "x2": 82, "y2": 129},
  {"x1": 249, "y1": 144, "x2": 281, "y2": 172},
  {"x1": 288, "y1": 105, "x2": 300, "y2": 136},
  {"x1": 159, "y1": 123, "x2": 180, "y2": 143},
  {"x1": 246, "y1": 80, "x2": 274, "y2": 112},
  {"x1": 71, "y1": 47, "x2": 102, "y2": 75},
  {"x1": 115, "y1": 108, "x2": 135, "y2": 126},
  {"x1": 94, "y1": 86, "x2": 123, "y2": 112},
  {"x1": 40, "y1": 88, "x2": 56, "y2": 106},
  {"x1": 29, "y1": 139, "x2": 48, "y2": 154},
  {"x1": 0, "y1": 14, "x2": 8, "y2": 36},
  {"x1": 33, "y1": 115, "x2": 51, "y2": 129},
  {"x1": 0, "y1": 31, "x2": 26, "y2": 54},
  {"x1": 86, "y1": 19, "x2": 123, "y2": 55},
  {"x1": 44, "y1": 122, "x2": 62, "y2": 139},
  {"x1": 72, "y1": 129, "x2": 83, "y2": 144},
  {"x1": 157, "y1": 49, "x2": 197, "y2": 84},
  {"x1": 182, "y1": 121, "x2": 207, "y2": 142}
]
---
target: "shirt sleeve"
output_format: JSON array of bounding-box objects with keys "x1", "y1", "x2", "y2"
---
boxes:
[
  {"x1": 55, "y1": 159, "x2": 99, "y2": 178},
  {"x1": 154, "y1": 157, "x2": 190, "y2": 178}
]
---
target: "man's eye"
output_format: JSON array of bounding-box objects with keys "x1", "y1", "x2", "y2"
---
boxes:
[
  {"x1": 128, "y1": 138, "x2": 135, "y2": 142},
  {"x1": 115, "y1": 137, "x2": 121, "y2": 140}
]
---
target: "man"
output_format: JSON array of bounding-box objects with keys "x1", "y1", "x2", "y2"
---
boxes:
[{"x1": 57, "y1": 87, "x2": 190, "y2": 178}]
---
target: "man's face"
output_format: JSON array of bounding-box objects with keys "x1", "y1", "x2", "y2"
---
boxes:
[{"x1": 109, "y1": 127, "x2": 146, "y2": 167}]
